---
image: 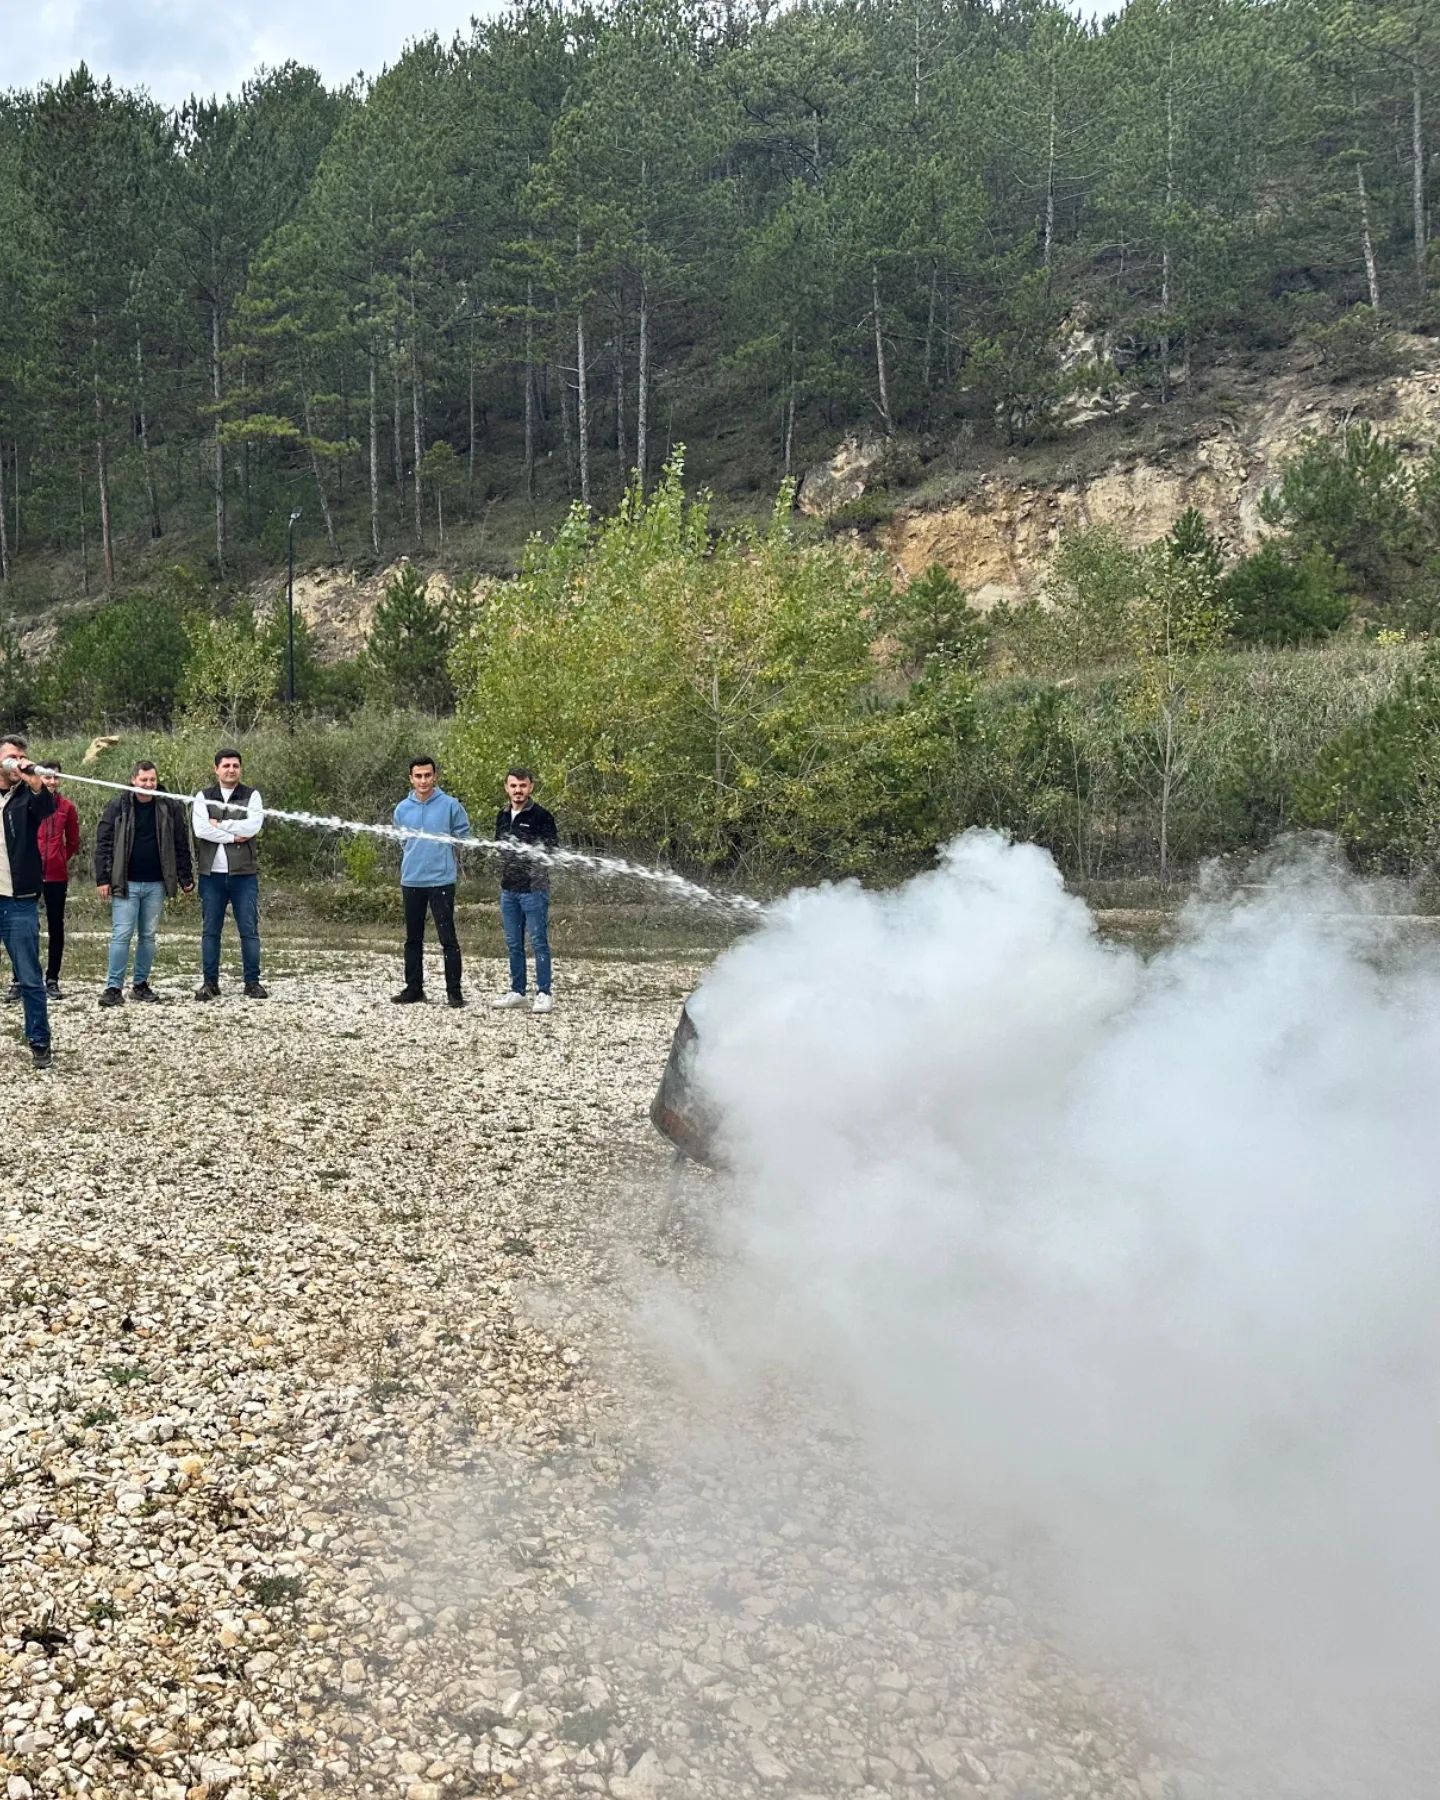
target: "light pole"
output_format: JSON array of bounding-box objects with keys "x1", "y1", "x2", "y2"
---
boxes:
[{"x1": 286, "y1": 508, "x2": 302, "y2": 708}]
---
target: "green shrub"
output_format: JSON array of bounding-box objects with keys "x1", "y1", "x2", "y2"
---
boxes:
[
  {"x1": 1299, "y1": 308, "x2": 1401, "y2": 382},
  {"x1": 45, "y1": 575, "x2": 198, "y2": 729},
  {"x1": 1221, "y1": 544, "x2": 1349, "y2": 646},
  {"x1": 363, "y1": 562, "x2": 456, "y2": 710},
  {"x1": 1295, "y1": 643, "x2": 1440, "y2": 869}
]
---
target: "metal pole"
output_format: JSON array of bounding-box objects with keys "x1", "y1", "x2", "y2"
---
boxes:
[{"x1": 286, "y1": 509, "x2": 301, "y2": 707}]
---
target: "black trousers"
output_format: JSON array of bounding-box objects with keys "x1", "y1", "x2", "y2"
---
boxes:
[
  {"x1": 42, "y1": 880, "x2": 68, "y2": 981},
  {"x1": 403, "y1": 884, "x2": 461, "y2": 995}
]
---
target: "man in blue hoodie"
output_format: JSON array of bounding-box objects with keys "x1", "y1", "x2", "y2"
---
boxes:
[{"x1": 391, "y1": 756, "x2": 471, "y2": 1007}]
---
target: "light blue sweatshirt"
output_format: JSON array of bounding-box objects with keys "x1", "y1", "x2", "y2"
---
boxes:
[{"x1": 393, "y1": 788, "x2": 471, "y2": 887}]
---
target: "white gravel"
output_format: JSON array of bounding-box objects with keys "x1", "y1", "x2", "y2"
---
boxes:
[{"x1": 3, "y1": 953, "x2": 1205, "y2": 1799}]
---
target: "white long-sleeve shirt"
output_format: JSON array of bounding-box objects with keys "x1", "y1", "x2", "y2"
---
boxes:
[{"x1": 192, "y1": 786, "x2": 265, "y2": 875}]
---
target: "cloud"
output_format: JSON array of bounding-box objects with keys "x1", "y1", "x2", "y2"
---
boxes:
[{"x1": 5, "y1": 0, "x2": 494, "y2": 105}]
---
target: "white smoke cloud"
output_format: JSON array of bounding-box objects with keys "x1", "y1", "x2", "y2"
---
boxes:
[{"x1": 684, "y1": 832, "x2": 1440, "y2": 1788}]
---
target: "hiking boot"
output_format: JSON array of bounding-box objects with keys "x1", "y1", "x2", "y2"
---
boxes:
[
  {"x1": 492, "y1": 991, "x2": 527, "y2": 1010},
  {"x1": 130, "y1": 982, "x2": 163, "y2": 1004},
  {"x1": 446, "y1": 991, "x2": 466, "y2": 1009},
  {"x1": 3, "y1": 983, "x2": 19, "y2": 1005},
  {"x1": 45, "y1": 979, "x2": 62, "y2": 1000},
  {"x1": 243, "y1": 982, "x2": 269, "y2": 1000},
  {"x1": 391, "y1": 987, "x2": 426, "y2": 1004},
  {"x1": 531, "y1": 992, "x2": 554, "y2": 1015},
  {"x1": 98, "y1": 987, "x2": 124, "y2": 1009},
  {"x1": 194, "y1": 982, "x2": 221, "y2": 1002},
  {"x1": 31, "y1": 1043, "x2": 53, "y2": 1071}
]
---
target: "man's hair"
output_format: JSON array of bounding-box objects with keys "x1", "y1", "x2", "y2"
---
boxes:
[
  {"x1": 409, "y1": 756, "x2": 437, "y2": 774},
  {"x1": 506, "y1": 766, "x2": 534, "y2": 782},
  {"x1": 47, "y1": 759, "x2": 62, "y2": 773},
  {"x1": 132, "y1": 759, "x2": 158, "y2": 778},
  {"x1": 0, "y1": 732, "x2": 27, "y2": 753},
  {"x1": 214, "y1": 747, "x2": 242, "y2": 766}
]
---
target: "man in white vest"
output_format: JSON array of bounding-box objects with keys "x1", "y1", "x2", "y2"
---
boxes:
[{"x1": 191, "y1": 747, "x2": 266, "y2": 1001}]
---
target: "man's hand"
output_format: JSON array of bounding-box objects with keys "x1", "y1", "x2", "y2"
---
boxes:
[
  {"x1": 7, "y1": 757, "x2": 46, "y2": 793},
  {"x1": 97, "y1": 884, "x2": 111, "y2": 900},
  {"x1": 180, "y1": 885, "x2": 194, "y2": 898},
  {"x1": 231, "y1": 835, "x2": 251, "y2": 844}
]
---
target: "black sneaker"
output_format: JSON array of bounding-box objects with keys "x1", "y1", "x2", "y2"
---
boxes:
[
  {"x1": 31, "y1": 1044, "x2": 53, "y2": 1070},
  {"x1": 98, "y1": 987, "x2": 124, "y2": 1009},
  {"x1": 3, "y1": 983, "x2": 19, "y2": 1005},
  {"x1": 130, "y1": 982, "x2": 163, "y2": 1004},
  {"x1": 45, "y1": 979, "x2": 62, "y2": 1000},
  {"x1": 391, "y1": 987, "x2": 426, "y2": 1005},
  {"x1": 447, "y1": 992, "x2": 466, "y2": 1009},
  {"x1": 195, "y1": 982, "x2": 221, "y2": 1002},
  {"x1": 243, "y1": 982, "x2": 268, "y2": 1000}
]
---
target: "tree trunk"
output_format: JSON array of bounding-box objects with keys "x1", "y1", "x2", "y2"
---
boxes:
[
  {"x1": 1160, "y1": 54, "x2": 1174, "y2": 405},
  {"x1": 411, "y1": 368, "x2": 424, "y2": 548},
  {"x1": 615, "y1": 289, "x2": 628, "y2": 474},
  {"x1": 301, "y1": 383, "x2": 339, "y2": 557},
  {"x1": 636, "y1": 270, "x2": 649, "y2": 494},
  {"x1": 1043, "y1": 66, "x2": 1058, "y2": 280},
  {"x1": 872, "y1": 268, "x2": 894, "y2": 436},
  {"x1": 240, "y1": 358, "x2": 252, "y2": 535},
  {"x1": 524, "y1": 281, "x2": 536, "y2": 503},
  {"x1": 783, "y1": 329, "x2": 797, "y2": 478},
  {"x1": 558, "y1": 310, "x2": 577, "y2": 494},
  {"x1": 576, "y1": 300, "x2": 591, "y2": 511},
  {"x1": 0, "y1": 443, "x2": 10, "y2": 583},
  {"x1": 921, "y1": 263, "x2": 937, "y2": 402},
  {"x1": 1412, "y1": 56, "x2": 1427, "y2": 298},
  {"x1": 368, "y1": 340, "x2": 381, "y2": 557},
  {"x1": 392, "y1": 339, "x2": 404, "y2": 501},
  {"x1": 135, "y1": 335, "x2": 163, "y2": 541},
  {"x1": 1357, "y1": 159, "x2": 1382, "y2": 309},
  {"x1": 409, "y1": 272, "x2": 425, "y2": 548},
  {"x1": 468, "y1": 313, "x2": 478, "y2": 506},
  {"x1": 77, "y1": 459, "x2": 90, "y2": 599},
  {"x1": 210, "y1": 300, "x2": 225, "y2": 574}
]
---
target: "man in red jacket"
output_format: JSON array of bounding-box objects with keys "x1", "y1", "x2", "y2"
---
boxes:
[{"x1": 6, "y1": 761, "x2": 80, "y2": 1003}]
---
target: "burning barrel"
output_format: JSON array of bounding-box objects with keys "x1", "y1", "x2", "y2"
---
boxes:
[{"x1": 650, "y1": 1001, "x2": 723, "y2": 1169}]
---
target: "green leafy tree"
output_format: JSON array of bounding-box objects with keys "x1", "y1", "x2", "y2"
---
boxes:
[
  {"x1": 179, "y1": 607, "x2": 283, "y2": 733},
  {"x1": 449, "y1": 458, "x2": 948, "y2": 879}
]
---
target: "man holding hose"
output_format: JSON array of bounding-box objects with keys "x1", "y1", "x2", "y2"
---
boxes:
[{"x1": 0, "y1": 733, "x2": 56, "y2": 1067}]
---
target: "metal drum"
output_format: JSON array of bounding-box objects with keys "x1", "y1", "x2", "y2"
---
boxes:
[{"x1": 649, "y1": 1001, "x2": 724, "y2": 1169}]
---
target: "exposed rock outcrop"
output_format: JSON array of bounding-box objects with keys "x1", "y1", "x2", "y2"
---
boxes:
[
  {"x1": 796, "y1": 435, "x2": 890, "y2": 518},
  {"x1": 882, "y1": 337, "x2": 1440, "y2": 607}
]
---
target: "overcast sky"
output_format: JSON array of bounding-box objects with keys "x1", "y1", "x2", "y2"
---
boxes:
[
  {"x1": 4, "y1": 0, "x2": 1117, "y2": 107},
  {"x1": 2, "y1": 1, "x2": 498, "y2": 106}
]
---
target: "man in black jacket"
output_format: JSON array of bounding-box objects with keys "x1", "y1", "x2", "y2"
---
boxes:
[
  {"x1": 94, "y1": 761, "x2": 195, "y2": 1006},
  {"x1": 0, "y1": 733, "x2": 57, "y2": 1067},
  {"x1": 492, "y1": 767, "x2": 559, "y2": 1014}
]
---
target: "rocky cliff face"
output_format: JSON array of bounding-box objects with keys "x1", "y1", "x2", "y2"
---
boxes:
[{"x1": 869, "y1": 337, "x2": 1440, "y2": 608}]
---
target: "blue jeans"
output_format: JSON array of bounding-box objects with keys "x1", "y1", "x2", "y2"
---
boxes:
[
  {"x1": 500, "y1": 889, "x2": 551, "y2": 995},
  {"x1": 0, "y1": 895, "x2": 49, "y2": 1048},
  {"x1": 107, "y1": 881, "x2": 167, "y2": 989},
  {"x1": 200, "y1": 873, "x2": 261, "y2": 986}
]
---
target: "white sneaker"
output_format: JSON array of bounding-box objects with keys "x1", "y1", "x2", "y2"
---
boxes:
[
  {"x1": 532, "y1": 992, "x2": 554, "y2": 1014},
  {"x1": 492, "y1": 991, "x2": 527, "y2": 1010}
]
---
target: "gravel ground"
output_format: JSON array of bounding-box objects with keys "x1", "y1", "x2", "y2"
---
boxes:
[{"x1": 3, "y1": 948, "x2": 1204, "y2": 1800}]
